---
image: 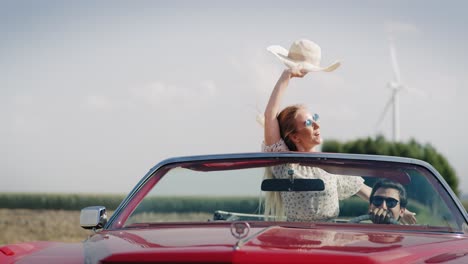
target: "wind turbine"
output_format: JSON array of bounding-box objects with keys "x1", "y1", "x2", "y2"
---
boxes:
[{"x1": 376, "y1": 36, "x2": 405, "y2": 142}]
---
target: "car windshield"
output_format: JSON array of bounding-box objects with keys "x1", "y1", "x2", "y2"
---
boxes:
[{"x1": 109, "y1": 154, "x2": 466, "y2": 233}]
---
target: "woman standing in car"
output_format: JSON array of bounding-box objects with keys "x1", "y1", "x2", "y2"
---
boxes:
[{"x1": 262, "y1": 39, "x2": 416, "y2": 223}]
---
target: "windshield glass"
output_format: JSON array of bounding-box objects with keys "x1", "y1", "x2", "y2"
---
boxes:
[{"x1": 120, "y1": 157, "x2": 464, "y2": 233}]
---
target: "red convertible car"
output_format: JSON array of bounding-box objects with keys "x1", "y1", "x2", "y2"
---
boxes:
[{"x1": 1, "y1": 152, "x2": 468, "y2": 263}]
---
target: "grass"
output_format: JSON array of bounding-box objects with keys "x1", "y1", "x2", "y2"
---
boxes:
[
  {"x1": 0, "y1": 209, "x2": 92, "y2": 245},
  {"x1": 462, "y1": 201, "x2": 468, "y2": 210},
  {"x1": 0, "y1": 209, "x2": 212, "y2": 246}
]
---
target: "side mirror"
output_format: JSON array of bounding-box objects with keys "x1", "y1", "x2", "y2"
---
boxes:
[{"x1": 80, "y1": 206, "x2": 107, "y2": 230}]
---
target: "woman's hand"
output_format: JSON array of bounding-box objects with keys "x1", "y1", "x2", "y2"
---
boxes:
[
  {"x1": 400, "y1": 209, "x2": 417, "y2": 225},
  {"x1": 287, "y1": 67, "x2": 308, "y2": 78}
]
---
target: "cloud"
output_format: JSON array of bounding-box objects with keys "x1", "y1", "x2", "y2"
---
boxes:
[
  {"x1": 12, "y1": 94, "x2": 34, "y2": 106},
  {"x1": 129, "y1": 80, "x2": 217, "y2": 109},
  {"x1": 82, "y1": 95, "x2": 113, "y2": 111},
  {"x1": 200, "y1": 80, "x2": 216, "y2": 96},
  {"x1": 2, "y1": 95, "x2": 47, "y2": 134},
  {"x1": 385, "y1": 21, "x2": 420, "y2": 35},
  {"x1": 137, "y1": 81, "x2": 174, "y2": 106},
  {"x1": 227, "y1": 50, "x2": 280, "y2": 103}
]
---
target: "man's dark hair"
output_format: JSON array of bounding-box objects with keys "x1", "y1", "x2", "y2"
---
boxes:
[{"x1": 370, "y1": 179, "x2": 407, "y2": 208}]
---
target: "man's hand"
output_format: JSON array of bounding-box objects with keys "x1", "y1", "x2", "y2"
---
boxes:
[{"x1": 369, "y1": 208, "x2": 396, "y2": 224}]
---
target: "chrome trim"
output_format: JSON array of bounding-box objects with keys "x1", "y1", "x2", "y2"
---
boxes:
[
  {"x1": 231, "y1": 221, "x2": 251, "y2": 239},
  {"x1": 80, "y1": 206, "x2": 107, "y2": 230}
]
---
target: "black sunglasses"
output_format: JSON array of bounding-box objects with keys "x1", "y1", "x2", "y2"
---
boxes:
[{"x1": 371, "y1": 196, "x2": 399, "y2": 209}]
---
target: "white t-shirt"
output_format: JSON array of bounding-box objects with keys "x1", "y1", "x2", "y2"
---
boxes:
[{"x1": 262, "y1": 139, "x2": 364, "y2": 221}]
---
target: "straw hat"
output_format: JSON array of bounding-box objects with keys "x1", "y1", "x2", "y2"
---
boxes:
[{"x1": 267, "y1": 39, "x2": 341, "y2": 72}]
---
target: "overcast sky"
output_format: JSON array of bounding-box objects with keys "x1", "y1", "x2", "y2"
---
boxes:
[{"x1": 2, "y1": 1, "x2": 467, "y2": 195}]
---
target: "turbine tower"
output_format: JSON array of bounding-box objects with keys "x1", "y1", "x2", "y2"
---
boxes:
[{"x1": 376, "y1": 36, "x2": 405, "y2": 142}]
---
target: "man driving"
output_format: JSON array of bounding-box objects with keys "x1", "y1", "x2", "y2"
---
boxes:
[{"x1": 368, "y1": 179, "x2": 412, "y2": 224}]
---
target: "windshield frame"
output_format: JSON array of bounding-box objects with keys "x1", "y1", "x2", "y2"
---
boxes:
[{"x1": 106, "y1": 152, "x2": 467, "y2": 231}]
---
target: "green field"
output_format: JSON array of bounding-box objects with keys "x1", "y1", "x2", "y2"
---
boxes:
[{"x1": 1, "y1": 192, "x2": 467, "y2": 215}]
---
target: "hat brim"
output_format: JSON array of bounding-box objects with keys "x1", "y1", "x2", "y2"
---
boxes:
[{"x1": 267, "y1": 45, "x2": 341, "y2": 72}]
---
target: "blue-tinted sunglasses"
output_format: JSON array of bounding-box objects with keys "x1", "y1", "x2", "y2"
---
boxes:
[
  {"x1": 304, "y1": 113, "x2": 320, "y2": 127},
  {"x1": 371, "y1": 196, "x2": 399, "y2": 209}
]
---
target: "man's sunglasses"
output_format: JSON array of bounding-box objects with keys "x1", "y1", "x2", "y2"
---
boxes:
[
  {"x1": 304, "y1": 113, "x2": 320, "y2": 127},
  {"x1": 371, "y1": 196, "x2": 399, "y2": 209}
]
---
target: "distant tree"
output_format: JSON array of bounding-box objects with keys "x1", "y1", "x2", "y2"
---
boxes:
[{"x1": 322, "y1": 135, "x2": 459, "y2": 195}]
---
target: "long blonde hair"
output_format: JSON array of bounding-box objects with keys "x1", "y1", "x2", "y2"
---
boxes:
[
  {"x1": 258, "y1": 105, "x2": 306, "y2": 220},
  {"x1": 260, "y1": 167, "x2": 285, "y2": 220}
]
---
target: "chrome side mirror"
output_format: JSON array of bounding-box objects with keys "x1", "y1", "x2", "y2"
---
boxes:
[{"x1": 80, "y1": 206, "x2": 107, "y2": 230}]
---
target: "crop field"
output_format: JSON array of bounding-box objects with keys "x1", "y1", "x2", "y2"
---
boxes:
[
  {"x1": 0, "y1": 209, "x2": 91, "y2": 245},
  {"x1": 0, "y1": 209, "x2": 212, "y2": 245},
  {"x1": 1, "y1": 193, "x2": 467, "y2": 246}
]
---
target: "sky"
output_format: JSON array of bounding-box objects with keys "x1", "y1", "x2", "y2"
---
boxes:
[{"x1": 2, "y1": 1, "x2": 467, "y2": 195}]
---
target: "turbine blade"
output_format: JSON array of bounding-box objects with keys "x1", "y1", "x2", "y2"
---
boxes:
[
  {"x1": 376, "y1": 96, "x2": 393, "y2": 129},
  {"x1": 389, "y1": 38, "x2": 402, "y2": 84},
  {"x1": 405, "y1": 85, "x2": 428, "y2": 98}
]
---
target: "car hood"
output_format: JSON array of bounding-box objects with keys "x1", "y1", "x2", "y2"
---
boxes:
[
  {"x1": 0, "y1": 241, "x2": 84, "y2": 264},
  {"x1": 4, "y1": 225, "x2": 468, "y2": 264},
  {"x1": 86, "y1": 224, "x2": 468, "y2": 264}
]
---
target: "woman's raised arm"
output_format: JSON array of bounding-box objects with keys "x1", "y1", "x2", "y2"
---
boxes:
[{"x1": 264, "y1": 69, "x2": 306, "y2": 146}]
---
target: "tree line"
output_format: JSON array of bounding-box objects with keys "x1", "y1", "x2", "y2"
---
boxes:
[{"x1": 322, "y1": 135, "x2": 459, "y2": 195}]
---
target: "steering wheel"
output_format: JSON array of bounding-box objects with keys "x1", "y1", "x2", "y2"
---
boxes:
[{"x1": 349, "y1": 214, "x2": 399, "y2": 225}]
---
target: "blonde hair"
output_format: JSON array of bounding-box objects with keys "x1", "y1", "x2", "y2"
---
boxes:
[
  {"x1": 261, "y1": 167, "x2": 285, "y2": 220},
  {"x1": 259, "y1": 104, "x2": 306, "y2": 221}
]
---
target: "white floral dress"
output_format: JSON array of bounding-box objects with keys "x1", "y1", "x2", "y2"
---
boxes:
[{"x1": 262, "y1": 139, "x2": 364, "y2": 222}]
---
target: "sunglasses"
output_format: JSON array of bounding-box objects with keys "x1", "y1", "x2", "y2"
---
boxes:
[
  {"x1": 304, "y1": 113, "x2": 320, "y2": 127},
  {"x1": 371, "y1": 196, "x2": 399, "y2": 209}
]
